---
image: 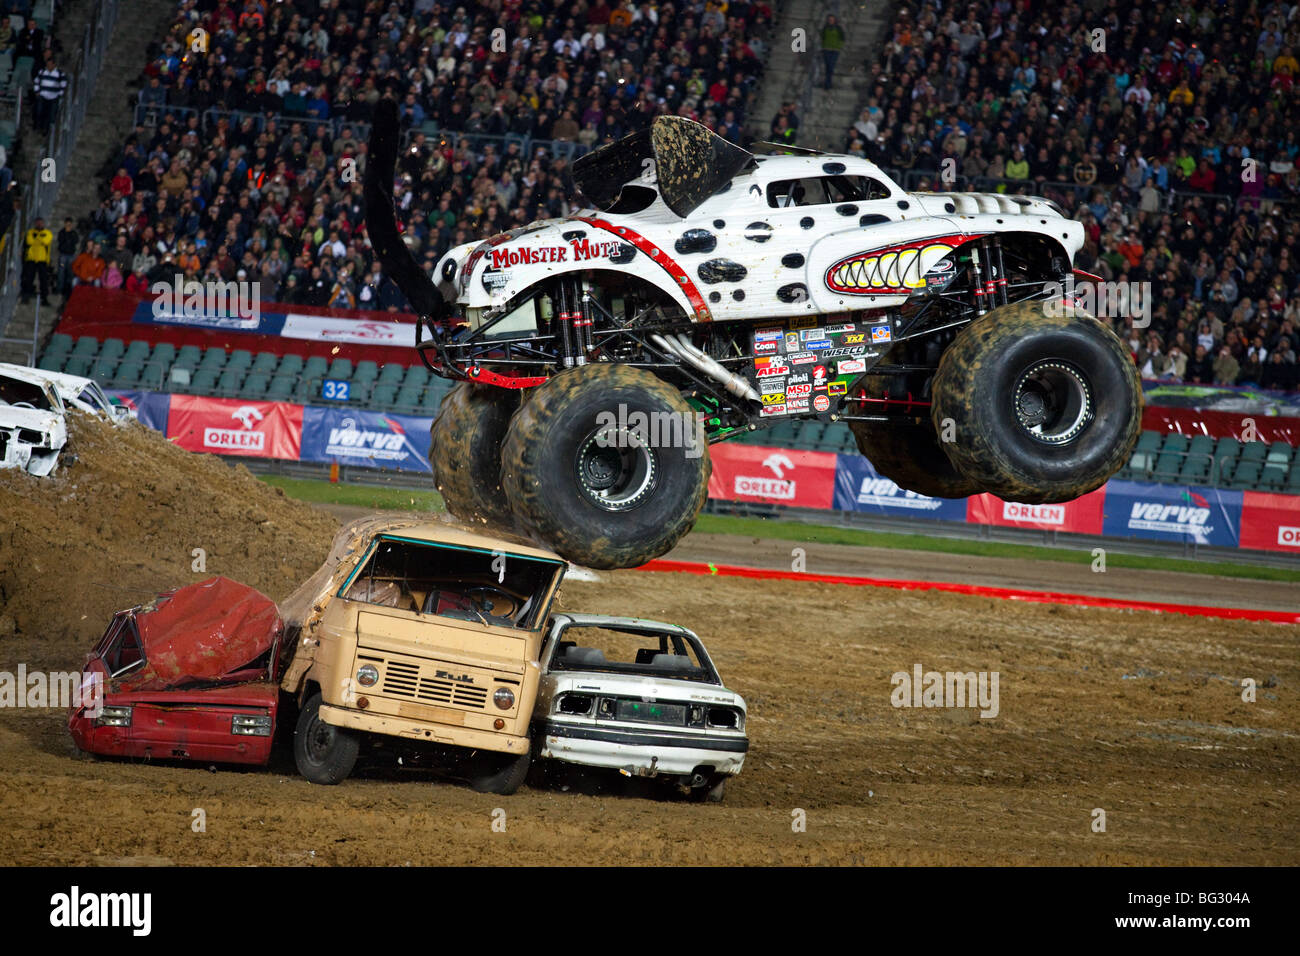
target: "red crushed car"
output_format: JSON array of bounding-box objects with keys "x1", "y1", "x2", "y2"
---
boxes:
[{"x1": 68, "y1": 577, "x2": 284, "y2": 765}]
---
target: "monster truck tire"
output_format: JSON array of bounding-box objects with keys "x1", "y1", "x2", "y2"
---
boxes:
[
  {"x1": 293, "y1": 692, "x2": 360, "y2": 786},
  {"x1": 469, "y1": 749, "x2": 531, "y2": 795},
  {"x1": 930, "y1": 300, "x2": 1141, "y2": 504},
  {"x1": 848, "y1": 418, "x2": 983, "y2": 498},
  {"x1": 430, "y1": 383, "x2": 518, "y2": 529},
  {"x1": 500, "y1": 365, "x2": 710, "y2": 569}
]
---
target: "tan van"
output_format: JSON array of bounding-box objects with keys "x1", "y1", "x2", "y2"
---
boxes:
[{"x1": 280, "y1": 516, "x2": 567, "y2": 794}]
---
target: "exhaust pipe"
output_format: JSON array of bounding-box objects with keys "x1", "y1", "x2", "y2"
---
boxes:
[{"x1": 651, "y1": 333, "x2": 760, "y2": 402}]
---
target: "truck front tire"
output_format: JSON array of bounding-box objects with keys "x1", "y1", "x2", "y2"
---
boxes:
[
  {"x1": 293, "y1": 692, "x2": 360, "y2": 785},
  {"x1": 931, "y1": 300, "x2": 1141, "y2": 504},
  {"x1": 501, "y1": 365, "x2": 710, "y2": 569},
  {"x1": 469, "y1": 749, "x2": 531, "y2": 795}
]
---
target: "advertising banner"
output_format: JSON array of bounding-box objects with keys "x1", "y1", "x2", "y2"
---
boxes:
[
  {"x1": 1239, "y1": 490, "x2": 1300, "y2": 554},
  {"x1": 166, "y1": 395, "x2": 303, "y2": 460},
  {"x1": 832, "y1": 453, "x2": 969, "y2": 520},
  {"x1": 300, "y1": 406, "x2": 433, "y2": 471},
  {"x1": 106, "y1": 389, "x2": 171, "y2": 432},
  {"x1": 965, "y1": 487, "x2": 1106, "y2": 534},
  {"x1": 1100, "y1": 480, "x2": 1242, "y2": 546},
  {"x1": 707, "y1": 443, "x2": 836, "y2": 509}
]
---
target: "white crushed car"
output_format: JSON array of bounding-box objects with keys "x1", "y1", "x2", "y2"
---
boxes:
[
  {"x1": 0, "y1": 364, "x2": 69, "y2": 476},
  {"x1": 534, "y1": 613, "x2": 747, "y2": 802},
  {"x1": 23, "y1": 367, "x2": 133, "y2": 423}
]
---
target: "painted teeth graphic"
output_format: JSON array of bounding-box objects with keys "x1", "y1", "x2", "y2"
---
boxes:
[{"x1": 828, "y1": 242, "x2": 956, "y2": 293}]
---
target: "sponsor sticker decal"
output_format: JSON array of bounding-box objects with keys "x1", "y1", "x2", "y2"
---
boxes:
[
  {"x1": 838, "y1": 358, "x2": 867, "y2": 375},
  {"x1": 813, "y1": 395, "x2": 830, "y2": 411},
  {"x1": 871, "y1": 324, "x2": 892, "y2": 343}
]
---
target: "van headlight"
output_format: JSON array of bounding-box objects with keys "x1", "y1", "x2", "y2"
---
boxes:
[
  {"x1": 356, "y1": 663, "x2": 379, "y2": 687},
  {"x1": 493, "y1": 687, "x2": 515, "y2": 710}
]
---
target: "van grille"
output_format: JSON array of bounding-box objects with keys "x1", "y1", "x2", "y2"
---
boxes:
[{"x1": 379, "y1": 660, "x2": 488, "y2": 709}]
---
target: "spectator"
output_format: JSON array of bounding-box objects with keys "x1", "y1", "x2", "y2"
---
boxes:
[
  {"x1": 32, "y1": 52, "x2": 69, "y2": 135},
  {"x1": 20, "y1": 216, "x2": 52, "y2": 302},
  {"x1": 71, "y1": 240, "x2": 107, "y2": 287},
  {"x1": 821, "y1": 15, "x2": 846, "y2": 91},
  {"x1": 1212, "y1": 346, "x2": 1240, "y2": 385},
  {"x1": 55, "y1": 217, "x2": 78, "y2": 295}
]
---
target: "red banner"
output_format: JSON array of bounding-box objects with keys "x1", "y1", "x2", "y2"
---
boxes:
[
  {"x1": 707, "y1": 443, "x2": 836, "y2": 509},
  {"x1": 1142, "y1": 405, "x2": 1300, "y2": 446},
  {"x1": 965, "y1": 486, "x2": 1107, "y2": 534},
  {"x1": 1239, "y1": 491, "x2": 1300, "y2": 554},
  {"x1": 167, "y1": 395, "x2": 303, "y2": 459}
]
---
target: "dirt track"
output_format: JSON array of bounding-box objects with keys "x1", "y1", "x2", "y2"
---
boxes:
[{"x1": 1, "y1": 423, "x2": 1297, "y2": 865}]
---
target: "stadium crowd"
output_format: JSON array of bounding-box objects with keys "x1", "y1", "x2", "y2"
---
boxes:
[
  {"x1": 51, "y1": 0, "x2": 772, "y2": 311},
  {"x1": 844, "y1": 0, "x2": 1300, "y2": 393}
]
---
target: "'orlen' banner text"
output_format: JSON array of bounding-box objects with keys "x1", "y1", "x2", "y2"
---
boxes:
[
  {"x1": 707, "y1": 443, "x2": 836, "y2": 509},
  {"x1": 300, "y1": 406, "x2": 433, "y2": 472},
  {"x1": 1238, "y1": 490, "x2": 1300, "y2": 553},
  {"x1": 167, "y1": 395, "x2": 303, "y2": 460},
  {"x1": 966, "y1": 486, "x2": 1106, "y2": 534}
]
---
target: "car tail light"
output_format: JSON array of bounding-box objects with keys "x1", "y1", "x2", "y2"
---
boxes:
[
  {"x1": 231, "y1": 713, "x2": 273, "y2": 736},
  {"x1": 707, "y1": 707, "x2": 741, "y2": 730},
  {"x1": 95, "y1": 705, "x2": 132, "y2": 727},
  {"x1": 688, "y1": 706, "x2": 705, "y2": 727},
  {"x1": 556, "y1": 693, "x2": 593, "y2": 716}
]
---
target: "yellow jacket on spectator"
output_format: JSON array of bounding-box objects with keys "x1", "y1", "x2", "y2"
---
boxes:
[
  {"x1": 25, "y1": 226, "x2": 53, "y2": 263},
  {"x1": 1168, "y1": 83, "x2": 1193, "y2": 105}
]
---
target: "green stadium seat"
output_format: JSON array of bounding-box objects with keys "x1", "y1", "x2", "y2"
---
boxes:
[
  {"x1": 72, "y1": 336, "x2": 99, "y2": 356},
  {"x1": 90, "y1": 356, "x2": 118, "y2": 382},
  {"x1": 1259, "y1": 464, "x2": 1287, "y2": 490},
  {"x1": 353, "y1": 360, "x2": 379, "y2": 383},
  {"x1": 1127, "y1": 449, "x2": 1154, "y2": 477},
  {"x1": 371, "y1": 383, "x2": 399, "y2": 407},
  {"x1": 227, "y1": 349, "x2": 253, "y2": 371},
  {"x1": 113, "y1": 362, "x2": 142, "y2": 387},
  {"x1": 99, "y1": 338, "x2": 125, "y2": 361},
  {"x1": 378, "y1": 363, "x2": 405, "y2": 384},
  {"x1": 241, "y1": 373, "x2": 270, "y2": 399},
  {"x1": 63, "y1": 356, "x2": 93, "y2": 377},
  {"x1": 124, "y1": 340, "x2": 151, "y2": 359},
  {"x1": 1135, "y1": 431, "x2": 1163, "y2": 452},
  {"x1": 303, "y1": 355, "x2": 328, "y2": 374},
  {"x1": 1240, "y1": 440, "x2": 1267, "y2": 462},
  {"x1": 1179, "y1": 454, "x2": 1210, "y2": 482},
  {"x1": 1287, "y1": 464, "x2": 1300, "y2": 491},
  {"x1": 199, "y1": 347, "x2": 228, "y2": 369},
  {"x1": 216, "y1": 369, "x2": 244, "y2": 397},
  {"x1": 1187, "y1": 435, "x2": 1215, "y2": 457},
  {"x1": 189, "y1": 369, "x2": 219, "y2": 394},
  {"x1": 37, "y1": 352, "x2": 63, "y2": 372},
  {"x1": 279, "y1": 354, "x2": 305, "y2": 376},
  {"x1": 1231, "y1": 461, "x2": 1261, "y2": 489},
  {"x1": 174, "y1": 345, "x2": 203, "y2": 369},
  {"x1": 347, "y1": 381, "x2": 372, "y2": 404},
  {"x1": 48, "y1": 333, "x2": 74, "y2": 354},
  {"x1": 1162, "y1": 433, "x2": 1189, "y2": 454},
  {"x1": 394, "y1": 385, "x2": 423, "y2": 412},
  {"x1": 1265, "y1": 442, "x2": 1293, "y2": 466},
  {"x1": 419, "y1": 387, "x2": 444, "y2": 411},
  {"x1": 251, "y1": 352, "x2": 279, "y2": 373},
  {"x1": 325, "y1": 358, "x2": 353, "y2": 380},
  {"x1": 402, "y1": 364, "x2": 429, "y2": 387},
  {"x1": 138, "y1": 361, "x2": 166, "y2": 390},
  {"x1": 267, "y1": 376, "x2": 296, "y2": 401},
  {"x1": 150, "y1": 343, "x2": 176, "y2": 367}
]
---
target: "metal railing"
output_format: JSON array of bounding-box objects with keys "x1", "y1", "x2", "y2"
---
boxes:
[{"x1": 0, "y1": 0, "x2": 120, "y2": 362}]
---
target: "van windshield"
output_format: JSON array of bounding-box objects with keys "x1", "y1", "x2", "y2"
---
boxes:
[{"x1": 342, "y1": 536, "x2": 562, "y2": 630}]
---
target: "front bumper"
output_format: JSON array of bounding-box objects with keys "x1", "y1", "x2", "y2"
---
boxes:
[
  {"x1": 320, "y1": 703, "x2": 529, "y2": 755},
  {"x1": 539, "y1": 720, "x2": 748, "y2": 777}
]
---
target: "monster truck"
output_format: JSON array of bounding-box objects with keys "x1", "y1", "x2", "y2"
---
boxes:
[{"x1": 364, "y1": 101, "x2": 1141, "y2": 570}]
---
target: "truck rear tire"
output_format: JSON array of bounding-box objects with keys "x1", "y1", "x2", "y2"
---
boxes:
[
  {"x1": 431, "y1": 383, "x2": 518, "y2": 529},
  {"x1": 849, "y1": 420, "x2": 983, "y2": 498},
  {"x1": 469, "y1": 749, "x2": 531, "y2": 795},
  {"x1": 501, "y1": 365, "x2": 710, "y2": 569},
  {"x1": 931, "y1": 300, "x2": 1141, "y2": 504},
  {"x1": 293, "y1": 692, "x2": 360, "y2": 785}
]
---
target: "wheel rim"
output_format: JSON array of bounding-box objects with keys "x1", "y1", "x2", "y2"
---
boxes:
[
  {"x1": 575, "y1": 425, "x2": 658, "y2": 512},
  {"x1": 305, "y1": 718, "x2": 336, "y2": 764},
  {"x1": 1012, "y1": 360, "x2": 1093, "y2": 445}
]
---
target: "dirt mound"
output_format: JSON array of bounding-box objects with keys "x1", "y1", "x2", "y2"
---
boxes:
[{"x1": 0, "y1": 413, "x2": 339, "y2": 670}]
